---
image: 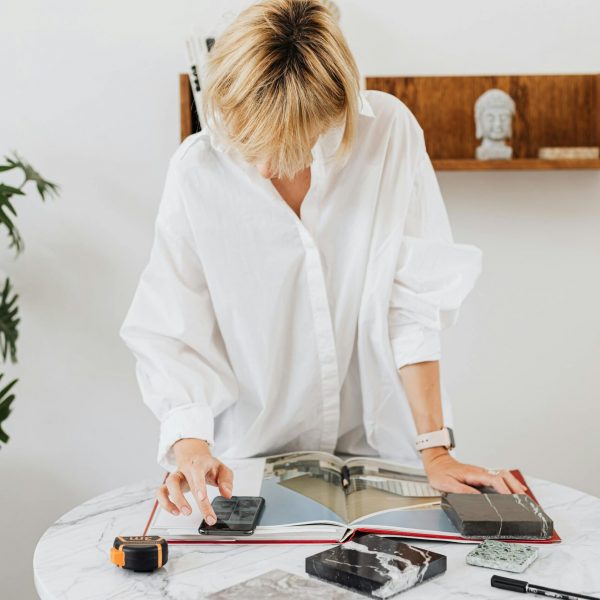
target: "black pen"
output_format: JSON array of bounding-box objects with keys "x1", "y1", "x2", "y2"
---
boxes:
[{"x1": 491, "y1": 575, "x2": 598, "y2": 600}]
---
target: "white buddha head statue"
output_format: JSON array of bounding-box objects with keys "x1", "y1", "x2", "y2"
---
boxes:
[{"x1": 475, "y1": 89, "x2": 516, "y2": 141}]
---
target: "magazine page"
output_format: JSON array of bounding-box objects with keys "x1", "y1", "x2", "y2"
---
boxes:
[
  {"x1": 351, "y1": 507, "x2": 473, "y2": 542},
  {"x1": 260, "y1": 451, "x2": 349, "y2": 524},
  {"x1": 342, "y1": 457, "x2": 442, "y2": 524}
]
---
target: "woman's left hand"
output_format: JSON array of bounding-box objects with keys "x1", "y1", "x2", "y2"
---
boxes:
[{"x1": 422, "y1": 449, "x2": 528, "y2": 495}]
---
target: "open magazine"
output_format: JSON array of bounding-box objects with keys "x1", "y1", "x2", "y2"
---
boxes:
[{"x1": 145, "y1": 451, "x2": 561, "y2": 545}]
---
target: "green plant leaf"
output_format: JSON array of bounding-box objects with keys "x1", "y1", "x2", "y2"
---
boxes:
[
  {"x1": 5, "y1": 151, "x2": 60, "y2": 201},
  {"x1": 0, "y1": 183, "x2": 25, "y2": 197},
  {"x1": 0, "y1": 150, "x2": 60, "y2": 445},
  {"x1": 0, "y1": 373, "x2": 17, "y2": 444},
  {"x1": 0, "y1": 186, "x2": 24, "y2": 254},
  {"x1": 0, "y1": 278, "x2": 19, "y2": 363},
  {"x1": 0, "y1": 151, "x2": 60, "y2": 254}
]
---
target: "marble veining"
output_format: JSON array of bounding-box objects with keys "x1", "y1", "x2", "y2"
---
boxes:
[
  {"x1": 442, "y1": 492, "x2": 554, "y2": 539},
  {"x1": 206, "y1": 569, "x2": 361, "y2": 599},
  {"x1": 305, "y1": 535, "x2": 446, "y2": 598},
  {"x1": 341, "y1": 541, "x2": 426, "y2": 597},
  {"x1": 513, "y1": 494, "x2": 551, "y2": 539},
  {"x1": 33, "y1": 475, "x2": 600, "y2": 600},
  {"x1": 483, "y1": 494, "x2": 504, "y2": 538}
]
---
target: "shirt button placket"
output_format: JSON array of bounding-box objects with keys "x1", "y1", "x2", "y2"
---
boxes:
[{"x1": 295, "y1": 152, "x2": 341, "y2": 453}]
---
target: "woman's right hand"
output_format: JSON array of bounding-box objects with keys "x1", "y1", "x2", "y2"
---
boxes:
[{"x1": 156, "y1": 438, "x2": 234, "y2": 525}]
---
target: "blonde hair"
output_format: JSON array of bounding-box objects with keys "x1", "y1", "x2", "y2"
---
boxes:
[{"x1": 201, "y1": 0, "x2": 360, "y2": 179}]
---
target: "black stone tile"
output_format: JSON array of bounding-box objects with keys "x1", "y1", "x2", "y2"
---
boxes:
[
  {"x1": 441, "y1": 493, "x2": 553, "y2": 539},
  {"x1": 305, "y1": 534, "x2": 446, "y2": 598}
]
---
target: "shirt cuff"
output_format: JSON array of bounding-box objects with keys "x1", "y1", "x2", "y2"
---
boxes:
[
  {"x1": 157, "y1": 404, "x2": 215, "y2": 472},
  {"x1": 391, "y1": 327, "x2": 441, "y2": 370}
]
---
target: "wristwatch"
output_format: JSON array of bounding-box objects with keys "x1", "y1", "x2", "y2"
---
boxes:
[{"x1": 415, "y1": 427, "x2": 455, "y2": 452}]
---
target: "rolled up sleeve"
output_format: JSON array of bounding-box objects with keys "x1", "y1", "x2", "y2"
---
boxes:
[
  {"x1": 389, "y1": 151, "x2": 483, "y2": 370},
  {"x1": 120, "y1": 157, "x2": 238, "y2": 472}
]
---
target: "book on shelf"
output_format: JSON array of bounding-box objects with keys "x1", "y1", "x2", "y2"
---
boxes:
[
  {"x1": 184, "y1": 34, "x2": 210, "y2": 130},
  {"x1": 144, "y1": 450, "x2": 561, "y2": 545}
]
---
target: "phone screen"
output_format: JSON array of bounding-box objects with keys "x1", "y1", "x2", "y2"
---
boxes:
[{"x1": 199, "y1": 496, "x2": 265, "y2": 535}]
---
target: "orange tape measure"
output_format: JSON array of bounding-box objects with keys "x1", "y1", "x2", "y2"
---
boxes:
[{"x1": 110, "y1": 535, "x2": 168, "y2": 572}]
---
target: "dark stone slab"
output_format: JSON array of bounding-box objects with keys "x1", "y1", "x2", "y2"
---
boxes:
[
  {"x1": 305, "y1": 534, "x2": 446, "y2": 598},
  {"x1": 441, "y1": 493, "x2": 553, "y2": 539}
]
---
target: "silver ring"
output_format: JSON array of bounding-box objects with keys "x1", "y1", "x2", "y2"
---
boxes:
[{"x1": 487, "y1": 469, "x2": 501, "y2": 476}]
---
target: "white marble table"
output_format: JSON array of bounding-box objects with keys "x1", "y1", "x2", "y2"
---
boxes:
[{"x1": 34, "y1": 476, "x2": 600, "y2": 599}]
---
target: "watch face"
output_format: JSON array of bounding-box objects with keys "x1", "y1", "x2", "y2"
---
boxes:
[{"x1": 447, "y1": 427, "x2": 455, "y2": 449}]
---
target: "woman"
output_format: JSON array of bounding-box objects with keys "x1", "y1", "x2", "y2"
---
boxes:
[{"x1": 120, "y1": 0, "x2": 526, "y2": 525}]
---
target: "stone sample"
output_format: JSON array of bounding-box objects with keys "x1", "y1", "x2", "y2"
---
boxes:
[
  {"x1": 305, "y1": 534, "x2": 446, "y2": 598},
  {"x1": 442, "y1": 493, "x2": 553, "y2": 539},
  {"x1": 466, "y1": 540, "x2": 539, "y2": 573},
  {"x1": 207, "y1": 569, "x2": 361, "y2": 599}
]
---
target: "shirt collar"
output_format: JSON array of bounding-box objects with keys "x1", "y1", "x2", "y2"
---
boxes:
[
  {"x1": 358, "y1": 89, "x2": 375, "y2": 118},
  {"x1": 317, "y1": 90, "x2": 375, "y2": 160}
]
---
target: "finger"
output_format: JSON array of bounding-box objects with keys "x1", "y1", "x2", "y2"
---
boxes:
[
  {"x1": 432, "y1": 476, "x2": 481, "y2": 494},
  {"x1": 482, "y1": 472, "x2": 512, "y2": 494},
  {"x1": 501, "y1": 469, "x2": 528, "y2": 494},
  {"x1": 189, "y1": 465, "x2": 217, "y2": 525},
  {"x1": 462, "y1": 469, "x2": 511, "y2": 494},
  {"x1": 446, "y1": 480, "x2": 482, "y2": 494},
  {"x1": 165, "y1": 472, "x2": 193, "y2": 516},
  {"x1": 216, "y1": 464, "x2": 234, "y2": 498},
  {"x1": 157, "y1": 484, "x2": 181, "y2": 516}
]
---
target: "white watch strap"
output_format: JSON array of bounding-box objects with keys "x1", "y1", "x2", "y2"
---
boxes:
[{"x1": 415, "y1": 427, "x2": 454, "y2": 451}]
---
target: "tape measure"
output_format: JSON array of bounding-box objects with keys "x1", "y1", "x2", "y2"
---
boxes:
[{"x1": 110, "y1": 535, "x2": 168, "y2": 572}]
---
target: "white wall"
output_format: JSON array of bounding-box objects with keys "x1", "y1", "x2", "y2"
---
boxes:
[{"x1": 1, "y1": 1, "x2": 598, "y2": 598}]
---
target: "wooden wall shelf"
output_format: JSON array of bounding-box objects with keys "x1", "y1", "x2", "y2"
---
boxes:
[
  {"x1": 179, "y1": 73, "x2": 600, "y2": 171},
  {"x1": 366, "y1": 73, "x2": 600, "y2": 171},
  {"x1": 433, "y1": 159, "x2": 600, "y2": 171}
]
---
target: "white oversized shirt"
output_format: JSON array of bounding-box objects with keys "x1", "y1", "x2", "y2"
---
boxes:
[{"x1": 120, "y1": 90, "x2": 482, "y2": 473}]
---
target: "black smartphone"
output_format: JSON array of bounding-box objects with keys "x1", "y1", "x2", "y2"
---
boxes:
[{"x1": 198, "y1": 496, "x2": 265, "y2": 536}]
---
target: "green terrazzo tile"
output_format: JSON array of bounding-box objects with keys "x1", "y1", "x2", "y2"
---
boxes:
[{"x1": 466, "y1": 540, "x2": 538, "y2": 573}]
